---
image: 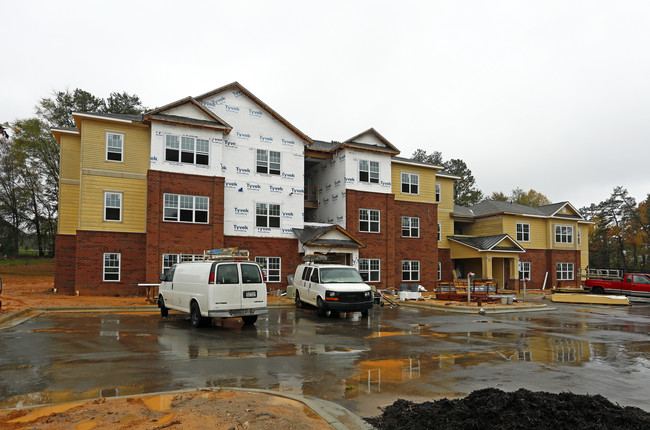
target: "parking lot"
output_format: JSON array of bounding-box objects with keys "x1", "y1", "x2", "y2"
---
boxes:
[{"x1": 1, "y1": 302, "x2": 649, "y2": 418}]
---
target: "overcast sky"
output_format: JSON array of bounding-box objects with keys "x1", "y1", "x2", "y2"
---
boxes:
[{"x1": 2, "y1": 1, "x2": 649, "y2": 209}]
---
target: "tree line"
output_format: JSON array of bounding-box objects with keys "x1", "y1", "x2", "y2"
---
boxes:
[
  {"x1": 1, "y1": 91, "x2": 647, "y2": 270},
  {"x1": 0, "y1": 89, "x2": 145, "y2": 257}
]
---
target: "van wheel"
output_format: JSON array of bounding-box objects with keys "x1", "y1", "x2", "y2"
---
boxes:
[
  {"x1": 295, "y1": 291, "x2": 303, "y2": 308},
  {"x1": 159, "y1": 295, "x2": 168, "y2": 317},
  {"x1": 242, "y1": 315, "x2": 258, "y2": 325},
  {"x1": 316, "y1": 297, "x2": 327, "y2": 317},
  {"x1": 190, "y1": 301, "x2": 204, "y2": 328}
]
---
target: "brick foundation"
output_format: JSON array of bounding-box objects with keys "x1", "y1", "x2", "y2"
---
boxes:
[{"x1": 54, "y1": 234, "x2": 77, "y2": 294}]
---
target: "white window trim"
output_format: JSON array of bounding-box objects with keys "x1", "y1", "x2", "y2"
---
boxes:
[
  {"x1": 401, "y1": 260, "x2": 420, "y2": 282},
  {"x1": 103, "y1": 252, "x2": 121, "y2": 282},
  {"x1": 519, "y1": 261, "x2": 531, "y2": 280},
  {"x1": 437, "y1": 261, "x2": 442, "y2": 281},
  {"x1": 438, "y1": 222, "x2": 442, "y2": 242},
  {"x1": 556, "y1": 262, "x2": 574, "y2": 280},
  {"x1": 255, "y1": 256, "x2": 281, "y2": 283},
  {"x1": 359, "y1": 160, "x2": 379, "y2": 184},
  {"x1": 359, "y1": 258, "x2": 381, "y2": 282},
  {"x1": 555, "y1": 225, "x2": 574, "y2": 244},
  {"x1": 255, "y1": 202, "x2": 281, "y2": 228},
  {"x1": 256, "y1": 149, "x2": 281, "y2": 176},
  {"x1": 104, "y1": 191, "x2": 122, "y2": 222},
  {"x1": 516, "y1": 222, "x2": 530, "y2": 242},
  {"x1": 164, "y1": 134, "x2": 210, "y2": 166},
  {"x1": 106, "y1": 131, "x2": 124, "y2": 162},
  {"x1": 435, "y1": 183, "x2": 441, "y2": 202},
  {"x1": 401, "y1": 171, "x2": 419, "y2": 195},
  {"x1": 401, "y1": 216, "x2": 420, "y2": 238},
  {"x1": 163, "y1": 193, "x2": 209, "y2": 224},
  {"x1": 578, "y1": 229, "x2": 581, "y2": 246},
  {"x1": 359, "y1": 208, "x2": 381, "y2": 233}
]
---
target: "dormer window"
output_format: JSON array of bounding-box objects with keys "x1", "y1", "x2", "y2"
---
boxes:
[{"x1": 359, "y1": 160, "x2": 379, "y2": 183}]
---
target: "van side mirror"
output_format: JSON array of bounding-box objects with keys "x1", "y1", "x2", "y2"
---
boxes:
[{"x1": 159, "y1": 274, "x2": 166, "y2": 281}]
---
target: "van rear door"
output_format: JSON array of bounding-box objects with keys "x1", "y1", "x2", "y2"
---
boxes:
[
  {"x1": 240, "y1": 263, "x2": 267, "y2": 310},
  {"x1": 212, "y1": 263, "x2": 242, "y2": 311}
]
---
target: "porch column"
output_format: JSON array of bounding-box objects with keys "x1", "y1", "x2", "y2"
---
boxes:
[
  {"x1": 511, "y1": 256, "x2": 520, "y2": 279},
  {"x1": 481, "y1": 256, "x2": 493, "y2": 280}
]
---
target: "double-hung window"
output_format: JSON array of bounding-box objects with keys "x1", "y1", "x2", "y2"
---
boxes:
[
  {"x1": 555, "y1": 225, "x2": 573, "y2": 243},
  {"x1": 401, "y1": 216, "x2": 420, "y2": 237},
  {"x1": 359, "y1": 160, "x2": 379, "y2": 183},
  {"x1": 402, "y1": 260, "x2": 420, "y2": 282},
  {"x1": 437, "y1": 222, "x2": 442, "y2": 241},
  {"x1": 103, "y1": 253, "x2": 120, "y2": 282},
  {"x1": 255, "y1": 256, "x2": 281, "y2": 282},
  {"x1": 104, "y1": 192, "x2": 122, "y2": 221},
  {"x1": 557, "y1": 263, "x2": 574, "y2": 280},
  {"x1": 359, "y1": 209, "x2": 380, "y2": 232},
  {"x1": 256, "y1": 203, "x2": 280, "y2": 228},
  {"x1": 435, "y1": 183, "x2": 441, "y2": 202},
  {"x1": 256, "y1": 149, "x2": 281, "y2": 175},
  {"x1": 519, "y1": 262, "x2": 531, "y2": 281},
  {"x1": 106, "y1": 132, "x2": 123, "y2": 161},
  {"x1": 359, "y1": 258, "x2": 380, "y2": 282},
  {"x1": 401, "y1": 172, "x2": 419, "y2": 194},
  {"x1": 516, "y1": 223, "x2": 530, "y2": 242},
  {"x1": 437, "y1": 262, "x2": 442, "y2": 281},
  {"x1": 163, "y1": 194, "x2": 209, "y2": 223},
  {"x1": 165, "y1": 135, "x2": 209, "y2": 165}
]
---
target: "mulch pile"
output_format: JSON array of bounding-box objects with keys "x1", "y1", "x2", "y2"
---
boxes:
[{"x1": 365, "y1": 388, "x2": 650, "y2": 429}]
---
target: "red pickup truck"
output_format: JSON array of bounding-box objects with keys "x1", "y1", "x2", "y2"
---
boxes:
[{"x1": 585, "y1": 272, "x2": 650, "y2": 298}]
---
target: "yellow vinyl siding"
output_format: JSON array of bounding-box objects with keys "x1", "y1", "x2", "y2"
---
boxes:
[
  {"x1": 437, "y1": 177, "x2": 455, "y2": 211},
  {"x1": 79, "y1": 175, "x2": 147, "y2": 232},
  {"x1": 579, "y1": 224, "x2": 589, "y2": 271},
  {"x1": 437, "y1": 211, "x2": 454, "y2": 248},
  {"x1": 59, "y1": 134, "x2": 81, "y2": 181},
  {"x1": 503, "y1": 216, "x2": 547, "y2": 249},
  {"x1": 391, "y1": 163, "x2": 437, "y2": 203},
  {"x1": 466, "y1": 217, "x2": 503, "y2": 237},
  {"x1": 550, "y1": 220, "x2": 579, "y2": 250},
  {"x1": 80, "y1": 119, "x2": 150, "y2": 174},
  {"x1": 58, "y1": 183, "x2": 80, "y2": 234}
]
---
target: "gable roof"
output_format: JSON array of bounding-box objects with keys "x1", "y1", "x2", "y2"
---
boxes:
[
  {"x1": 454, "y1": 200, "x2": 585, "y2": 221},
  {"x1": 195, "y1": 82, "x2": 312, "y2": 143},
  {"x1": 448, "y1": 234, "x2": 525, "y2": 253},
  {"x1": 293, "y1": 224, "x2": 365, "y2": 249},
  {"x1": 391, "y1": 156, "x2": 444, "y2": 170},
  {"x1": 144, "y1": 97, "x2": 232, "y2": 132},
  {"x1": 340, "y1": 128, "x2": 400, "y2": 155}
]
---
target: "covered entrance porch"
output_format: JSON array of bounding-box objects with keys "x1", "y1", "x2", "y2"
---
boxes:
[
  {"x1": 448, "y1": 234, "x2": 525, "y2": 290},
  {"x1": 293, "y1": 223, "x2": 365, "y2": 266}
]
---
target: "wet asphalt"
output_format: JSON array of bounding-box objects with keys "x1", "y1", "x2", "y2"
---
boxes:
[{"x1": 0, "y1": 302, "x2": 649, "y2": 417}]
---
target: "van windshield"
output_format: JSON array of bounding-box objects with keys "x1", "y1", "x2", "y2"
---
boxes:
[{"x1": 319, "y1": 267, "x2": 363, "y2": 283}]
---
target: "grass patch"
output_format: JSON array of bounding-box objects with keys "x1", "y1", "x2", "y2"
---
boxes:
[{"x1": 0, "y1": 258, "x2": 55, "y2": 276}]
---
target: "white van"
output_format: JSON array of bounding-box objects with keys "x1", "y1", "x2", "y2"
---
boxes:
[
  {"x1": 158, "y1": 260, "x2": 268, "y2": 327},
  {"x1": 293, "y1": 263, "x2": 373, "y2": 317}
]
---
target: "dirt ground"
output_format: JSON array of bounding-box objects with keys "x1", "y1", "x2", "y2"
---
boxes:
[
  {"x1": 0, "y1": 389, "x2": 329, "y2": 429},
  {"x1": 366, "y1": 388, "x2": 650, "y2": 430}
]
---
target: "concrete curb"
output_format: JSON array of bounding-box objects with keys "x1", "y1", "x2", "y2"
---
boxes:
[
  {"x1": 0, "y1": 387, "x2": 371, "y2": 430},
  {"x1": 0, "y1": 308, "x2": 43, "y2": 329}
]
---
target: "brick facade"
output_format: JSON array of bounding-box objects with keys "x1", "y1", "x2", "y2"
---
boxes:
[
  {"x1": 54, "y1": 234, "x2": 77, "y2": 294},
  {"x1": 517, "y1": 249, "x2": 581, "y2": 289},
  {"x1": 145, "y1": 170, "x2": 225, "y2": 283},
  {"x1": 75, "y1": 230, "x2": 146, "y2": 296},
  {"x1": 346, "y1": 189, "x2": 438, "y2": 290}
]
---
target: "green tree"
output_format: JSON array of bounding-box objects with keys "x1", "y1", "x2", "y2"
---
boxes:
[
  {"x1": 510, "y1": 188, "x2": 551, "y2": 207},
  {"x1": 105, "y1": 92, "x2": 147, "y2": 115},
  {"x1": 36, "y1": 89, "x2": 105, "y2": 128},
  {"x1": 489, "y1": 191, "x2": 509, "y2": 201},
  {"x1": 411, "y1": 150, "x2": 483, "y2": 206},
  {"x1": 0, "y1": 141, "x2": 26, "y2": 257}
]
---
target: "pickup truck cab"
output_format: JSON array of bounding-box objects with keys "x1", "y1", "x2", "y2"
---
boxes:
[
  {"x1": 585, "y1": 272, "x2": 650, "y2": 298},
  {"x1": 158, "y1": 260, "x2": 268, "y2": 327},
  {"x1": 293, "y1": 263, "x2": 373, "y2": 317}
]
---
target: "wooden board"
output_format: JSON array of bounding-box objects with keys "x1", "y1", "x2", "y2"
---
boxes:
[{"x1": 551, "y1": 293, "x2": 630, "y2": 305}]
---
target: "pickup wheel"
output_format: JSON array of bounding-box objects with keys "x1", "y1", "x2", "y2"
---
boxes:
[
  {"x1": 295, "y1": 291, "x2": 303, "y2": 308},
  {"x1": 190, "y1": 301, "x2": 205, "y2": 328},
  {"x1": 242, "y1": 315, "x2": 258, "y2": 325},
  {"x1": 316, "y1": 296, "x2": 328, "y2": 317},
  {"x1": 592, "y1": 286, "x2": 605, "y2": 295},
  {"x1": 159, "y1": 295, "x2": 168, "y2": 317}
]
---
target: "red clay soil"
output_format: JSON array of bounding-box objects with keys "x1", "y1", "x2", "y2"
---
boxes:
[{"x1": 365, "y1": 388, "x2": 650, "y2": 430}]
